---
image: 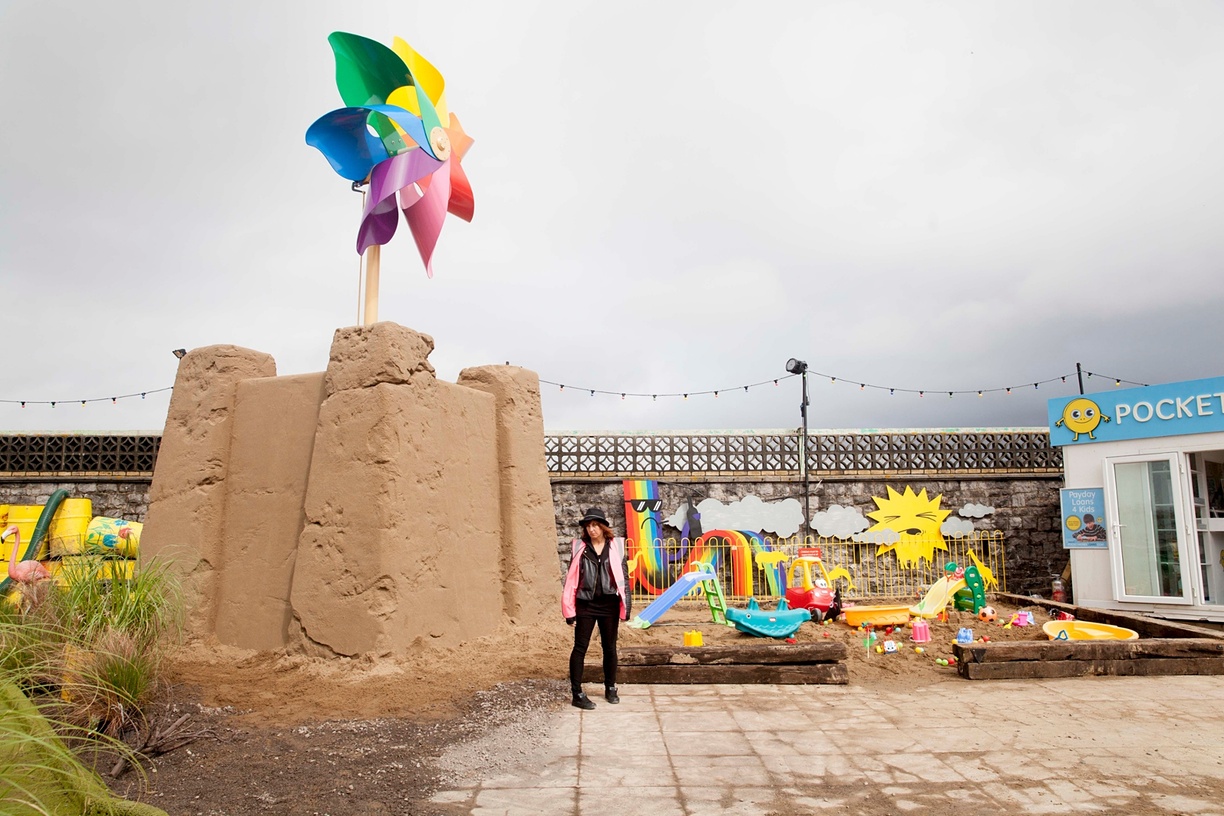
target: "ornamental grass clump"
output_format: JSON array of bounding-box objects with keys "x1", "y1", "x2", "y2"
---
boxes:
[{"x1": 0, "y1": 555, "x2": 183, "y2": 814}]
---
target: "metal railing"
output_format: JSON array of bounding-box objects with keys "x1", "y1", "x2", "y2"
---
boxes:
[
  {"x1": 0, "y1": 434, "x2": 160, "y2": 476},
  {"x1": 0, "y1": 429, "x2": 1058, "y2": 478},
  {"x1": 548, "y1": 429, "x2": 1059, "y2": 476},
  {"x1": 626, "y1": 532, "x2": 1006, "y2": 608}
]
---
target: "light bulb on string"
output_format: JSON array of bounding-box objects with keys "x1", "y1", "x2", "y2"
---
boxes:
[
  {"x1": 714, "y1": 391, "x2": 719, "y2": 398},
  {"x1": 1006, "y1": 388, "x2": 1011, "y2": 395},
  {"x1": 977, "y1": 391, "x2": 983, "y2": 398},
  {"x1": 589, "y1": 390, "x2": 594, "y2": 397},
  {"x1": 919, "y1": 391, "x2": 924, "y2": 398},
  {"x1": 683, "y1": 394, "x2": 688, "y2": 400},
  {"x1": 620, "y1": 393, "x2": 625, "y2": 400},
  {"x1": 948, "y1": 392, "x2": 953, "y2": 399},
  {"x1": 889, "y1": 389, "x2": 894, "y2": 395},
  {"x1": 1033, "y1": 383, "x2": 1039, "y2": 390},
  {"x1": 1115, "y1": 379, "x2": 1121, "y2": 386}
]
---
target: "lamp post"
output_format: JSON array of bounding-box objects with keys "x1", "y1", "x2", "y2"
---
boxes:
[{"x1": 786, "y1": 358, "x2": 810, "y2": 539}]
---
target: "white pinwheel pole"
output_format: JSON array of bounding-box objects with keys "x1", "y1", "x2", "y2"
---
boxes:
[{"x1": 363, "y1": 244, "x2": 381, "y2": 326}]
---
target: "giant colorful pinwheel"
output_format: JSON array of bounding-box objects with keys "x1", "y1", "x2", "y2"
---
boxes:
[{"x1": 306, "y1": 32, "x2": 474, "y2": 288}]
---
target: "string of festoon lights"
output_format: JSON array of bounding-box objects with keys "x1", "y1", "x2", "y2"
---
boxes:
[
  {"x1": 0, "y1": 387, "x2": 174, "y2": 408},
  {"x1": 1, "y1": 367, "x2": 1150, "y2": 409},
  {"x1": 538, "y1": 367, "x2": 1148, "y2": 401}
]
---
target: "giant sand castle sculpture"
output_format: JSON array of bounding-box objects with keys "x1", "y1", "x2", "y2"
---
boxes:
[{"x1": 141, "y1": 322, "x2": 559, "y2": 656}]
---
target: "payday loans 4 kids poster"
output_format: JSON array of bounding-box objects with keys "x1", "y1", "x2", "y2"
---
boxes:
[{"x1": 1059, "y1": 488, "x2": 1108, "y2": 549}]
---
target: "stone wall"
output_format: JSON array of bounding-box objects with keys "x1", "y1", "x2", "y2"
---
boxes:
[
  {"x1": 0, "y1": 471, "x2": 1068, "y2": 599},
  {"x1": 552, "y1": 476, "x2": 1066, "y2": 598},
  {"x1": 0, "y1": 480, "x2": 150, "y2": 522}
]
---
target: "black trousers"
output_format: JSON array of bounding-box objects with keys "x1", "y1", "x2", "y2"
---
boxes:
[{"x1": 569, "y1": 613, "x2": 619, "y2": 693}]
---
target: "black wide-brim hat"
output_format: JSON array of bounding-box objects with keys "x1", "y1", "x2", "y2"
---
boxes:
[{"x1": 579, "y1": 507, "x2": 609, "y2": 527}]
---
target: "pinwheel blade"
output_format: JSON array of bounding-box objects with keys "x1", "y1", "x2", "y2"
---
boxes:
[
  {"x1": 405, "y1": 162, "x2": 452, "y2": 278},
  {"x1": 448, "y1": 158, "x2": 474, "y2": 222},
  {"x1": 357, "y1": 151, "x2": 445, "y2": 254},
  {"x1": 328, "y1": 32, "x2": 443, "y2": 138},
  {"x1": 305, "y1": 108, "x2": 392, "y2": 182}
]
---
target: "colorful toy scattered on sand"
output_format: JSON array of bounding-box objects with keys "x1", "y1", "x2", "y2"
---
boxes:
[
  {"x1": 629, "y1": 563, "x2": 728, "y2": 629},
  {"x1": 780, "y1": 547, "x2": 854, "y2": 623},
  {"x1": 1043, "y1": 620, "x2": 1138, "y2": 641},
  {"x1": 725, "y1": 598, "x2": 811, "y2": 639}
]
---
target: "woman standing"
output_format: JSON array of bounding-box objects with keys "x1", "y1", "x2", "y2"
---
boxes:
[{"x1": 561, "y1": 507, "x2": 630, "y2": 710}]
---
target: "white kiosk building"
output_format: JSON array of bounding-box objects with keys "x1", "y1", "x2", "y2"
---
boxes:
[{"x1": 1049, "y1": 375, "x2": 1224, "y2": 622}]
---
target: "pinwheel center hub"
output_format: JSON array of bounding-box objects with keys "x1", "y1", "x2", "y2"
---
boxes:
[{"x1": 429, "y1": 127, "x2": 452, "y2": 161}]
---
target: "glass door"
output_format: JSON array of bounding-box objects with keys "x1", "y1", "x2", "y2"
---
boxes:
[{"x1": 1104, "y1": 453, "x2": 1194, "y2": 604}]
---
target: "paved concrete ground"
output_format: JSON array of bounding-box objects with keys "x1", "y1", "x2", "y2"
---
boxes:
[{"x1": 431, "y1": 675, "x2": 1224, "y2": 815}]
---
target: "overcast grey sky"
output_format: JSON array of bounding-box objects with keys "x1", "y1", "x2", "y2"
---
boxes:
[{"x1": 3, "y1": 1, "x2": 1222, "y2": 434}]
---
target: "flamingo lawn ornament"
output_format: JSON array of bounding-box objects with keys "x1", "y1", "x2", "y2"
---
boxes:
[
  {"x1": 3, "y1": 525, "x2": 51, "y2": 585},
  {"x1": 306, "y1": 32, "x2": 475, "y2": 325}
]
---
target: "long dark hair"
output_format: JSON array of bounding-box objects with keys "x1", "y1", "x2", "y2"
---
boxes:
[{"x1": 581, "y1": 520, "x2": 616, "y2": 545}]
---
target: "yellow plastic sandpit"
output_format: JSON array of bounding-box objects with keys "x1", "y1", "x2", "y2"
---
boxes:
[
  {"x1": 1043, "y1": 620, "x2": 1139, "y2": 641},
  {"x1": 842, "y1": 605, "x2": 912, "y2": 627}
]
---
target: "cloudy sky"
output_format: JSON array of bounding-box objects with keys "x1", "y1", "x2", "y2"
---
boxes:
[{"x1": 3, "y1": 1, "x2": 1222, "y2": 434}]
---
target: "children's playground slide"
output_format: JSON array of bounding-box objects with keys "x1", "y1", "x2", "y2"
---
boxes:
[
  {"x1": 909, "y1": 576, "x2": 966, "y2": 618},
  {"x1": 629, "y1": 565, "x2": 721, "y2": 629},
  {"x1": 909, "y1": 565, "x2": 987, "y2": 618}
]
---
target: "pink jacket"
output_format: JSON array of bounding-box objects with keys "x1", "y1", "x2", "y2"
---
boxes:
[{"x1": 562, "y1": 537, "x2": 629, "y2": 621}]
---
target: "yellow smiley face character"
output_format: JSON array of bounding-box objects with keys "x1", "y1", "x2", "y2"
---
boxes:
[{"x1": 1056, "y1": 398, "x2": 1112, "y2": 441}]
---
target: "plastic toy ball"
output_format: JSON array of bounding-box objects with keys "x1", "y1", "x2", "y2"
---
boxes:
[
  {"x1": 948, "y1": 656, "x2": 957, "y2": 665},
  {"x1": 936, "y1": 658, "x2": 948, "y2": 666},
  {"x1": 914, "y1": 647, "x2": 925, "y2": 654},
  {"x1": 978, "y1": 606, "x2": 997, "y2": 622}
]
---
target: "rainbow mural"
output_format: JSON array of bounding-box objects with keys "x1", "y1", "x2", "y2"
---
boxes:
[
  {"x1": 683, "y1": 530, "x2": 784, "y2": 598},
  {"x1": 622, "y1": 479, "x2": 787, "y2": 598},
  {"x1": 623, "y1": 479, "x2": 667, "y2": 594}
]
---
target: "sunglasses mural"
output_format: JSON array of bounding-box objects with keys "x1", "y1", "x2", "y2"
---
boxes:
[{"x1": 622, "y1": 480, "x2": 1002, "y2": 599}]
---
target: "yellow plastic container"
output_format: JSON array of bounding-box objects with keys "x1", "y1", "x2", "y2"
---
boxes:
[
  {"x1": 1043, "y1": 620, "x2": 1138, "y2": 641},
  {"x1": 48, "y1": 498, "x2": 93, "y2": 557},
  {"x1": 5, "y1": 506, "x2": 44, "y2": 557},
  {"x1": 53, "y1": 556, "x2": 136, "y2": 585},
  {"x1": 84, "y1": 517, "x2": 142, "y2": 559}
]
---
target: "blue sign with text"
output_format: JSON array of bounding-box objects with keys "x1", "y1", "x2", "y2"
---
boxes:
[
  {"x1": 1048, "y1": 375, "x2": 1224, "y2": 446},
  {"x1": 1059, "y1": 488, "x2": 1108, "y2": 549}
]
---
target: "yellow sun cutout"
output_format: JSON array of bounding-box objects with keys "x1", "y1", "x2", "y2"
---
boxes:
[{"x1": 866, "y1": 486, "x2": 950, "y2": 567}]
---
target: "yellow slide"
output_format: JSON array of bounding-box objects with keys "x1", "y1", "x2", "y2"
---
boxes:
[{"x1": 910, "y1": 577, "x2": 967, "y2": 618}]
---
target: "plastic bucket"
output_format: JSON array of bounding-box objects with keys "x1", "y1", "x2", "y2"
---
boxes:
[
  {"x1": 84, "y1": 517, "x2": 141, "y2": 559},
  {"x1": 4, "y1": 506, "x2": 44, "y2": 558},
  {"x1": 48, "y1": 498, "x2": 93, "y2": 557}
]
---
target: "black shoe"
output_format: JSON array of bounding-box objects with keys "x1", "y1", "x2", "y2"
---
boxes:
[
  {"x1": 605, "y1": 686, "x2": 620, "y2": 704},
  {"x1": 571, "y1": 692, "x2": 596, "y2": 710}
]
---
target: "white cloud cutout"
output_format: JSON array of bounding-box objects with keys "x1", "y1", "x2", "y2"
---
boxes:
[
  {"x1": 852, "y1": 528, "x2": 899, "y2": 545},
  {"x1": 679, "y1": 495, "x2": 805, "y2": 538},
  {"x1": 812, "y1": 505, "x2": 871, "y2": 539},
  {"x1": 960, "y1": 503, "x2": 995, "y2": 518},
  {"x1": 942, "y1": 517, "x2": 977, "y2": 538},
  {"x1": 664, "y1": 504, "x2": 689, "y2": 530}
]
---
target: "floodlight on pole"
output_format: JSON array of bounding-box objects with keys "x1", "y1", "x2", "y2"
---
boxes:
[{"x1": 785, "y1": 359, "x2": 811, "y2": 537}]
